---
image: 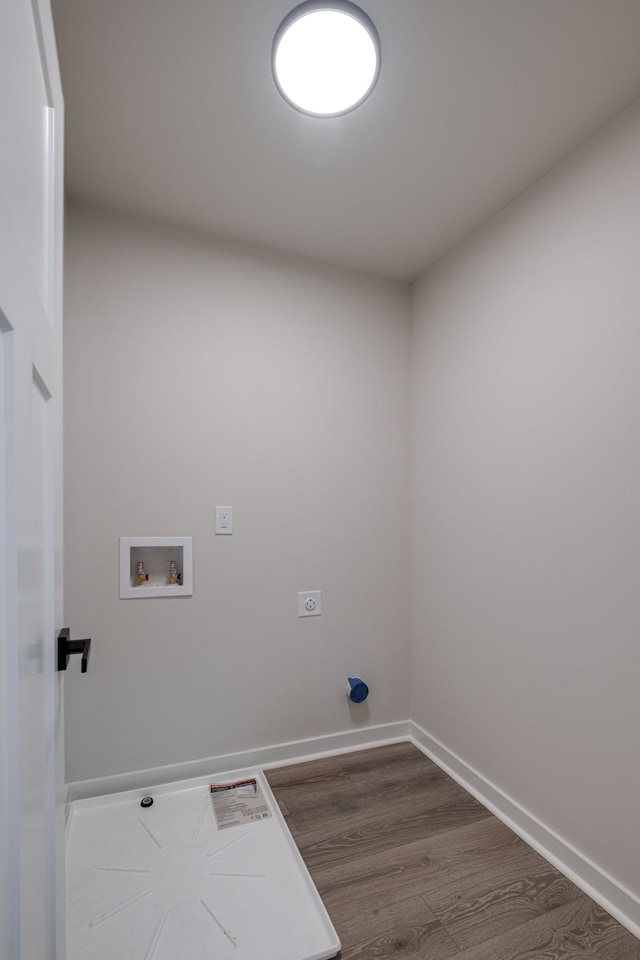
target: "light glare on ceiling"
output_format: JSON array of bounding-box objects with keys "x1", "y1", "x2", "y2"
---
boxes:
[{"x1": 273, "y1": 2, "x2": 380, "y2": 117}]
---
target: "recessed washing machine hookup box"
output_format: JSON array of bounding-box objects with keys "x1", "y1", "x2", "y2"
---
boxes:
[{"x1": 119, "y1": 537, "x2": 193, "y2": 599}]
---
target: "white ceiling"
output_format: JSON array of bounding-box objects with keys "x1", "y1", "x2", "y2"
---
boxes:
[{"x1": 52, "y1": 0, "x2": 640, "y2": 280}]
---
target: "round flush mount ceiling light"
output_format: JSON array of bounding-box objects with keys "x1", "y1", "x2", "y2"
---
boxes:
[{"x1": 272, "y1": 1, "x2": 381, "y2": 118}]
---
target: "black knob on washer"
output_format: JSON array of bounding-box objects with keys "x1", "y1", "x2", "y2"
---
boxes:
[{"x1": 140, "y1": 796, "x2": 153, "y2": 808}]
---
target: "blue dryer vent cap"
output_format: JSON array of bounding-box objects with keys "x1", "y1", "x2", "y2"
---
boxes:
[{"x1": 347, "y1": 677, "x2": 369, "y2": 703}]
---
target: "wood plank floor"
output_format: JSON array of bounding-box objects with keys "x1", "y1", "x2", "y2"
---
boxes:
[{"x1": 265, "y1": 743, "x2": 640, "y2": 960}]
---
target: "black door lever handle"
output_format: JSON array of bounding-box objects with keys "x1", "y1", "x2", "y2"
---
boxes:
[{"x1": 57, "y1": 628, "x2": 92, "y2": 673}]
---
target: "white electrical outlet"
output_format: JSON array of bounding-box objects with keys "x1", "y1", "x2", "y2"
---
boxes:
[
  {"x1": 298, "y1": 590, "x2": 322, "y2": 617},
  {"x1": 215, "y1": 506, "x2": 233, "y2": 534}
]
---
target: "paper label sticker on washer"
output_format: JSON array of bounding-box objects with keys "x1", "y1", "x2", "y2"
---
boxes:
[{"x1": 210, "y1": 778, "x2": 272, "y2": 829}]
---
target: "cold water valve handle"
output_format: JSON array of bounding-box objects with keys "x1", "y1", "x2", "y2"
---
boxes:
[{"x1": 57, "y1": 628, "x2": 92, "y2": 673}]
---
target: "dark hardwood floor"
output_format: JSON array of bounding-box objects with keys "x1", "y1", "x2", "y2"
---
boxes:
[{"x1": 265, "y1": 742, "x2": 640, "y2": 960}]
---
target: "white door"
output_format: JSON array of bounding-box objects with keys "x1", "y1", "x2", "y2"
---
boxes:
[{"x1": 0, "y1": 0, "x2": 65, "y2": 957}]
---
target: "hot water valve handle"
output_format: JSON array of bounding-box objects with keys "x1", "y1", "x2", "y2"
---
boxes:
[{"x1": 57, "y1": 628, "x2": 92, "y2": 673}]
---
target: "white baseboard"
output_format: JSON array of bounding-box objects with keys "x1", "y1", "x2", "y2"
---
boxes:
[
  {"x1": 65, "y1": 720, "x2": 412, "y2": 804},
  {"x1": 409, "y1": 721, "x2": 640, "y2": 941}
]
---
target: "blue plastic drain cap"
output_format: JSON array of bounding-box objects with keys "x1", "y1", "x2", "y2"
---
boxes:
[{"x1": 348, "y1": 677, "x2": 369, "y2": 703}]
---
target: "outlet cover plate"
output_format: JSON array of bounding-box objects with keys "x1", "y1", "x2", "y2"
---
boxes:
[
  {"x1": 215, "y1": 506, "x2": 233, "y2": 534},
  {"x1": 298, "y1": 590, "x2": 322, "y2": 617}
]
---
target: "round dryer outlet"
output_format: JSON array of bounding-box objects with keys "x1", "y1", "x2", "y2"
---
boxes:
[{"x1": 298, "y1": 591, "x2": 322, "y2": 617}]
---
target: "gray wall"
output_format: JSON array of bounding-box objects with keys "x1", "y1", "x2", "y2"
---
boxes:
[
  {"x1": 64, "y1": 98, "x2": 640, "y2": 907},
  {"x1": 411, "y1": 101, "x2": 640, "y2": 896},
  {"x1": 64, "y1": 204, "x2": 411, "y2": 781}
]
